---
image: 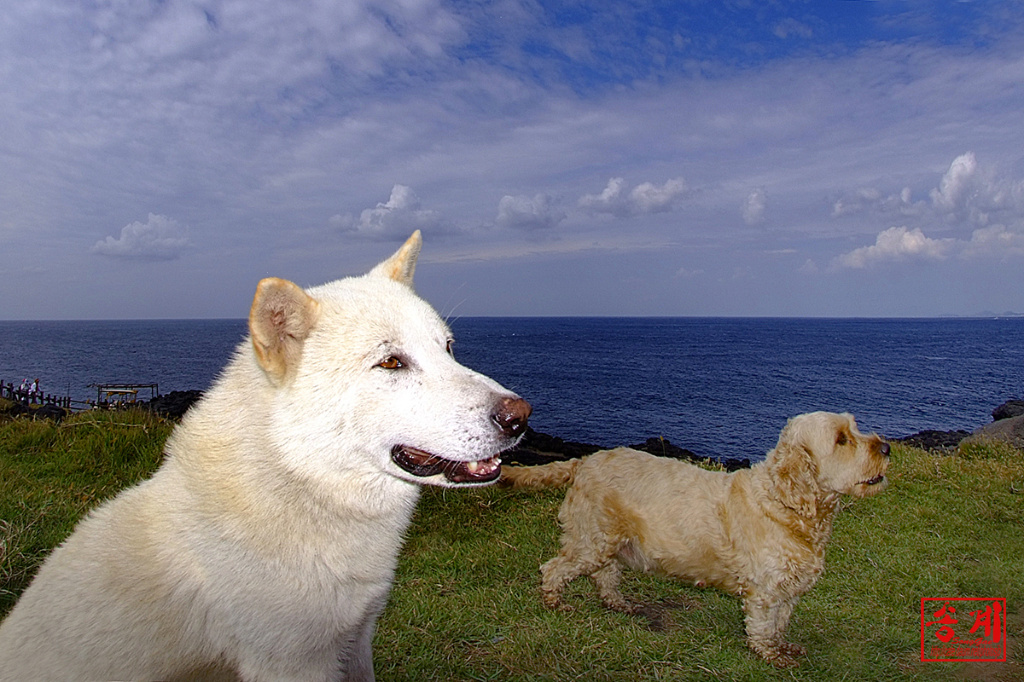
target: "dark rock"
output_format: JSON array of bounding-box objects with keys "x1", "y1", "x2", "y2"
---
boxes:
[
  {"x1": 992, "y1": 400, "x2": 1024, "y2": 422},
  {"x1": 718, "y1": 457, "x2": 752, "y2": 472},
  {"x1": 626, "y1": 436, "x2": 750, "y2": 471},
  {"x1": 501, "y1": 428, "x2": 603, "y2": 466},
  {"x1": 33, "y1": 403, "x2": 67, "y2": 422},
  {"x1": 628, "y1": 436, "x2": 699, "y2": 461},
  {"x1": 893, "y1": 429, "x2": 971, "y2": 450},
  {"x1": 3, "y1": 401, "x2": 30, "y2": 418},
  {"x1": 145, "y1": 390, "x2": 204, "y2": 419}
]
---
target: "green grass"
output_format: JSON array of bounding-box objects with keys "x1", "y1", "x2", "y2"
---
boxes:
[
  {"x1": 1, "y1": 407, "x2": 1021, "y2": 680},
  {"x1": 0, "y1": 406, "x2": 172, "y2": 611},
  {"x1": 374, "y1": 442, "x2": 1024, "y2": 681}
]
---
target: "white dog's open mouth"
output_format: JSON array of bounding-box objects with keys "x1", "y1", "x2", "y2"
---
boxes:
[{"x1": 391, "y1": 445, "x2": 502, "y2": 484}]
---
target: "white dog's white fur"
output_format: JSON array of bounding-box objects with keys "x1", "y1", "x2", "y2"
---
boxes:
[{"x1": 0, "y1": 232, "x2": 530, "y2": 682}]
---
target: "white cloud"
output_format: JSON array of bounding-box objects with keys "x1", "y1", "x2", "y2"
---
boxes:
[
  {"x1": 331, "y1": 184, "x2": 445, "y2": 240},
  {"x1": 833, "y1": 226, "x2": 955, "y2": 268},
  {"x1": 929, "y1": 151, "x2": 978, "y2": 212},
  {"x1": 963, "y1": 224, "x2": 1024, "y2": 258},
  {"x1": 630, "y1": 178, "x2": 689, "y2": 213},
  {"x1": 829, "y1": 151, "x2": 1024, "y2": 271},
  {"x1": 832, "y1": 152, "x2": 1024, "y2": 228},
  {"x1": 5, "y1": 2, "x2": 1024, "y2": 317},
  {"x1": 91, "y1": 214, "x2": 191, "y2": 260},
  {"x1": 835, "y1": 220, "x2": 1024, "y2": 268},
  {"x1": 495, "y1": 193, "x2": 565, "y2": 231},
  {"x1": 742, "y1": 188, "x2": 766, "y2": 225},
  {"x1": 578, "y1": 177, "x2": 689, "y2": 217},
  {"x1": 578, "y1": 177, "x2": 629, "y2": 216}
]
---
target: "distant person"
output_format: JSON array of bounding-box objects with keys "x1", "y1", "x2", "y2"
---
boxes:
[{"x1": 31, "y1": 379, "x2": 40, "y2": 404}]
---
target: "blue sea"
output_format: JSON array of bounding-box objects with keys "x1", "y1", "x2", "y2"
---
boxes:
[{"x1": 1, "y1": 318, "x2": 1022, "y2": 462}]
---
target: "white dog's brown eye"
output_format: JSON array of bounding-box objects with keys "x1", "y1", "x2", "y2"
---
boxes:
[
  {"x1": 377, "y1": 356, "x2": 404, "y2": 370},
  {"x1": 446, "y1": 339, "x2": 455, "y2": 357}
]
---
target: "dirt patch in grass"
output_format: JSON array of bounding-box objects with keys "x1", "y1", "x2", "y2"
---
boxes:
[
  {"x1": 635, "y1": 597, "x2": 700, "y2": 632},
  {"x1": 956, "y1": 606, "x2": 1023, "y2": 682}
]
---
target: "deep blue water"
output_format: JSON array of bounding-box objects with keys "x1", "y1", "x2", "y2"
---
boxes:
[{"x1": 1, "y1": 318, "x2": 1022, "y2": 462}]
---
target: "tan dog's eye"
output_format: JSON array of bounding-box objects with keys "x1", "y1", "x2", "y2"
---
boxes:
[
  {"x1": 377, "y1": 356, "x2": 404, "y2": 370},
  {"x1": 836, "y1": 431, "x2": 849, "y2": 446}
]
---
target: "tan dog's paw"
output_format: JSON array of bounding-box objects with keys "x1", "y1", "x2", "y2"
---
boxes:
[
  {"x1": 768, "y1": 653, "x2": 800, "y2": 668},
  {"x1": 779, "y1": 641, "x2": 806, "y2": 657},
  {"x1": 599, "y1": 594, "x2": 639, "y2": 615},
  {"x1": 541, "y1": 592, "x2": 573, "y2": 612},
  {"x1": 763, "y1": 641, "x2": 806, "y2": 668},
  {"x1": 749, "y1": 639, "x2": 806, "y2": 668}
]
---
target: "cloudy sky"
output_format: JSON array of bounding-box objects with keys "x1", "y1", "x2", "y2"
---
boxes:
[{"x1": 4, "y1": 0, "x2": 1024, "y2": 319}]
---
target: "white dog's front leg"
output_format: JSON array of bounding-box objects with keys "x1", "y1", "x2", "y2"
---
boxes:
[
  {"x1": 340, "y1": 608, "x2": 380, "y2": 682},
  {"x1": 234, "y1": 602, "x2": 381, "y2": 682}
]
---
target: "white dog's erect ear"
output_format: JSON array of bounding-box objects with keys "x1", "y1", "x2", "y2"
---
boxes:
[
  {"x1": 368, "y1": 230, "x2": 422, "y2": 286},
  {"x1": 249, "y1": 278, "x2": 321, "y2": 385}
]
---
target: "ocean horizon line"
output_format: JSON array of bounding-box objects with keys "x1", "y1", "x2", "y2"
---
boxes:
[{"x1": 2, "y1": 313, "x2": 1023, "y2": 324}]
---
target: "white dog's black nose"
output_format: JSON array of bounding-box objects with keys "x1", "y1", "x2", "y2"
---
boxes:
[{"x1": 492, "y1": 397, "x2": 531, "y2": 437}]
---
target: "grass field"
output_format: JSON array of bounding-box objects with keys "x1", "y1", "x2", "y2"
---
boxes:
[{"x1": 1, "y1": 405, "x2": 1021, "y2": 680}]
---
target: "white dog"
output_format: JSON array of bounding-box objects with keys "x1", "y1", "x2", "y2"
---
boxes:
[{"x1": 0, "y1": 232, "x2": 531, "y2": 682}]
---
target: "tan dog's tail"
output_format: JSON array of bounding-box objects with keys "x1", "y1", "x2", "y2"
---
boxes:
[{"x1": 500, "y1": 459, "x2": 582, "y2": 489}]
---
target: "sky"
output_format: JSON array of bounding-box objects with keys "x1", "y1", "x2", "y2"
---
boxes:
[{"x1": 4, "y1": 0, "x2": 1024, "y2": 319}]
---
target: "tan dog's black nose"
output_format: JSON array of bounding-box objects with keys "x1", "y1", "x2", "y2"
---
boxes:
[{"x1": 492, "y1": 397, "x2": 531, "y2": 437}]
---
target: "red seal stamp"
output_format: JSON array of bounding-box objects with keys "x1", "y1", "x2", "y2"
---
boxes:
[{"x1": 921, "y1": 597, "x2": 1006, "y2": 663}]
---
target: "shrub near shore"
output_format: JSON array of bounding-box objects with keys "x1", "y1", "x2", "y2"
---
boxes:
[{"x1": 1, "y1": 405, "x2": 1022, "y2": 680}]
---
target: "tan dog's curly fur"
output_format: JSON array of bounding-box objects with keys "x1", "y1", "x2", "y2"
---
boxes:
[{"x1": 502, "y1": 411, "x2": 890, "y2": 667}]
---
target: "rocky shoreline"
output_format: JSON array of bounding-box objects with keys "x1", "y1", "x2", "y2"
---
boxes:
[
  {"x1": 500, "y1": 428, "x2": 754, "y2": 471},
  {"x1": 891, "y1": 399, "x2": 1024, "y2": 453},
  {"x1": 3, "y1": 392, "x2": 1022, "y2": 465},
  {"x1": 502, "y1": 398, "x2": 1023, "y2": 469}
]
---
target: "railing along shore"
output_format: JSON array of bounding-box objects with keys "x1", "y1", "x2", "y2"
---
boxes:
[{"x1": 0, "y1": 381, "x2": 82, "y2": 410}]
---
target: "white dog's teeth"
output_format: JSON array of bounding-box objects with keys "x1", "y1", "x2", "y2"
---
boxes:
[{"x1": 467, "y1": 460, "x2": 479, "y2": 473}]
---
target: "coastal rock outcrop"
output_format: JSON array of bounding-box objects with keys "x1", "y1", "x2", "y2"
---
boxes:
[
  {"x1": 2, "y1": 402, "x2": 31, "y2": 419},
  {"x1": 992, "y1": 399, "x2": 1024, "y2": 422},
  {"x1": 145, "y1": 390, "x2": 204, "y2": 419},
  {"x1": 501, "y1": 429, "x2": 602, "y2": 466},
  {"x1": 0, "y1": 402, "x2": 66, "y2": 422},
  {"x1": 892, "y1": 429, "x2": 971, "y2": 451},
  {"x1": 893, "y1": 398, "x2": 1024, "y2": 452},
  {"x1": 962, "y1": 414, "x2": 1024, "y2": 450},
  {"x1": 33, "y1": 404, "x2": 68, "y2": 422}
]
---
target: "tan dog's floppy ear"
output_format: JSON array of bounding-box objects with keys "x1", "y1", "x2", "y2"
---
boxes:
[
  {"x1": 249, "y1": 278, "x2": 320, "y2": 385},
  {"x1": 369, "y1": 230, "x2": 422, "y2": 286},
  {"x1": 767, "y1": 433, "x2": 820, "y2": 519}
]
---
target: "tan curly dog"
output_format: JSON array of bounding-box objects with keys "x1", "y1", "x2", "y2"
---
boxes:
[{"x1": 502, "y1": 411, "x2": 890, "y2": 667}]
